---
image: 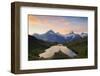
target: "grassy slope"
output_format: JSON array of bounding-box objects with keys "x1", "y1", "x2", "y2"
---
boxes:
[
  {"x1": 28, "y1": 35, "x2": 88, "y2": 60},
  {"x1": 64, "y1": 37, "x2": 88, "y2": 58},
  {"x1": 28, "y1": 35, "x2": 56, "y2": 60}
]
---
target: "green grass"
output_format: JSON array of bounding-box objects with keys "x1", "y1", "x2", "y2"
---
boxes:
[{"x1": 66, "y1": 37, "x2": 88, "y2": 58}]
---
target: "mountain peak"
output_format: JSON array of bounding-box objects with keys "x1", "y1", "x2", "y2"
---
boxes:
[
  {"x1": 46, "y1": 30, "x2": 55, "y2": 34},
  {"x1": 80, "y1": 32, "x2": 88, "y2": 38},
  {"x1": 69, "y1": 31, "x2": 75, "y2": 34}
]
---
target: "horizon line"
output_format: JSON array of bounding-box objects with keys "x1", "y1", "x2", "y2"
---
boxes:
[{"x1": 29, "y1": 30, "x2": 88, "y2": 35}]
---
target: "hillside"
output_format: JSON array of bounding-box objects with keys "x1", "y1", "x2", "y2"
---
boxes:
[
  {"x1": 28, "y1": 35, "x2": 88, "y2": 60},
  {"x1": 64, "y1": 37, "x2": 88, "y2": 58},
  {"x1": 28, "y1": 35, "x2": 55, "y2": 60}
]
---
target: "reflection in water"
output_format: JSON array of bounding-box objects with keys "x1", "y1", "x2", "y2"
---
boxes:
[{"x1": 39, "y1": 44, "x2": 77, "y2": 59}]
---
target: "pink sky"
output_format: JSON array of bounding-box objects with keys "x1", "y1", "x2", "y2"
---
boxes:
[{"x1": 28, "y1": 15, "x2": 88, "y2": 35}]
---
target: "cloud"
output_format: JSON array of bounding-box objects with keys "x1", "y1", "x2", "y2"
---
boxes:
[{"x1": 28, "y1": 15, "x2": 88, "y2": 35}]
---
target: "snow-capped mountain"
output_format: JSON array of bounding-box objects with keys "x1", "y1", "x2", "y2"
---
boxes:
[
  {"x1": 33, "y1": 30, "x2": 87, "y2": 43},
  {"x1": 80, "y1": 32, "x2": 88, "y2": 38},
  {"x1": 33, "y1": 30, "x2": 66, "y2": 43},
  {"x1": 64, "y1": 32, "x2": 82, "y2": 42}
]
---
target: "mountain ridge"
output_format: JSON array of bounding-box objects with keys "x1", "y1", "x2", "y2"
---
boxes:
[{"x1": 32, "y1": 30, "x2": 87, "y2": 43}]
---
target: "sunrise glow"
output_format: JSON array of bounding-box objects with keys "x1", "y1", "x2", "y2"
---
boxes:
[{"x1": 28, "y1": 15, "x2": 88, "y2": 35}]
